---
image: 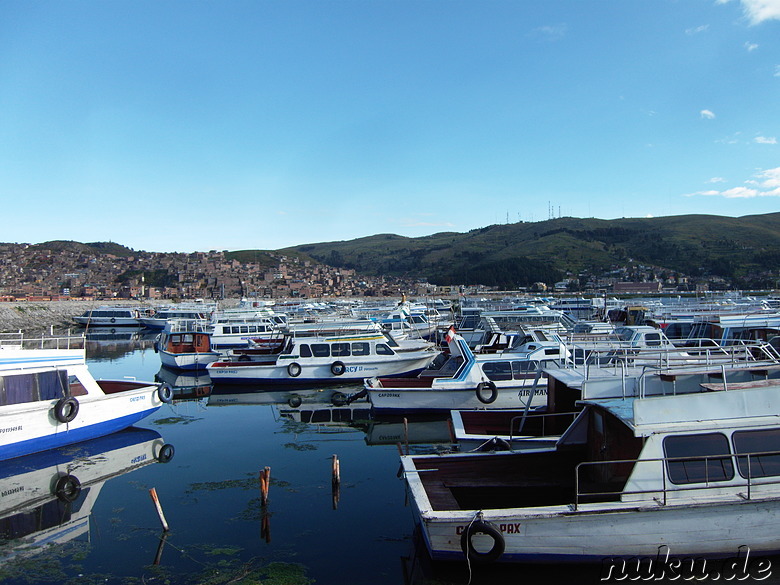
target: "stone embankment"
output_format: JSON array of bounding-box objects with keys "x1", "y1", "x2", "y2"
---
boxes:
[{"x1": 0, "y1": 300, "x2": 158, "y2": 336}]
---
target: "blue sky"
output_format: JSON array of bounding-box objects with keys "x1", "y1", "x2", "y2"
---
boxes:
[{"x1": 1, "y1": 0, "x2": 779, "y2": 253}]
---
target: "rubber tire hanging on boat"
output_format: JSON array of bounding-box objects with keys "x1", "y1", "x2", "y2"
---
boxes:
[
  {"x1": 475, "y1": 381, "x2": 498, "y2": 404},
  {"x1": 331, "y1": 391, "x2": 348, "y2": 407},
  {"x1": 288, "y1": 362, "x2": 302, "y2": 377},
  {"x1": 158, "y1": 383, "x2": 174, "y2": 404},
  {"x1": 156, "y1": 443, "x2": 175, "y2": 463},
  {"x1": 331, "y1": 361, "x2": 346, "y2": 376},
  {"x1": 288, "y1": 394, "x2": 303, "y2": 408},
  {"x1": 110, "y1": 318, "x2": 116, "y2": 324},
  {"x1": 54, "y1": 474, "x2": 82, "y2": 503},
  {"x1": 54, "y1": 396, "x2": 79, "y2": 423},
  {"x1": 460, "y1": 518, "x2": 505, "y2": 563}
]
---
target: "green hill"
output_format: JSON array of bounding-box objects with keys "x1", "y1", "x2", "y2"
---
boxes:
[{"x1": 281, "y1": 213, "x2": 780, "y2": 288}]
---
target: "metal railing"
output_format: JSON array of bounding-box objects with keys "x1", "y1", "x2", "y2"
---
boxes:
[{"x1": 573, "y1": 450, "x2": 780, "y2": 511}]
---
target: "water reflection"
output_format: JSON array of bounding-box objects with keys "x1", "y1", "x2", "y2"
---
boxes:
[
  {"x1": 0, "y1": 428, "x2": 173, "y2": 568},
  {"x1": 155, "y1": 365, "x2": 212, "y2": 401}
]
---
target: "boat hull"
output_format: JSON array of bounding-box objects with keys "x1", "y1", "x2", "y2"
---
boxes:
[{"x1": 368, "y1": 386, "x2": 548, "y2": 412}]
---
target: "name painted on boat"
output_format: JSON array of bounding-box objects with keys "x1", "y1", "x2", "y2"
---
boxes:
[
  {"x1": 0, "y1": 425, "x2": 22, "y2": 434},
  {"x1": 130, "y1": 396, "x2": 146, "y2": 402},
  {"x1": 1, "y1": 485, "x2": 24, "y2": 498},
  {"x1": 456, "y1": 522, "x2": 521, "y2": 535},
  {"x1": 131, "y1": 454, "x2": 148, "y2": 464},
  {"x1": 377, "y1": 392, "x2": 401, "y2": 398}
]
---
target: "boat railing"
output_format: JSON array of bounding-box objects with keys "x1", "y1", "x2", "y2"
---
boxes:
[
  {"x1": 509, "y1": 411, "x2": 579, "y2": 441},
  {"x1": 9, "y1": 333, "x2": 87, "y2": 350},
  {"x1": 574, "y1": 450, "x2": 780, "y2": 511},
  {"x1": 165, "y1": 318, "x2": 212, "y2": 334},
  {"x1": 564, "y1": 338, "x2": 780, "y2": 380}
]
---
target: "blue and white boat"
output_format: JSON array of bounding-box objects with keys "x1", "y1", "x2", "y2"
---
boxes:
[
  {"x1": 0, "y1": 334, "x2": 171, "y2": 461},
  {"x1": 155, "y1": 319, "x2": 220, "y2": 370}
]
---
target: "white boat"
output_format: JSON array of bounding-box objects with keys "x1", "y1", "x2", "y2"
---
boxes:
[
  {"x1": 402, "y1": 359, "x2": 780, "y2": 564},
  {"x1": 0, "y1": 427, "x2": 172, "y2": 563},
  {"x1": 364, "y1": 329, "x2": 565, "y2": 412},
  {"x1": 403, "y1": 381, "x2": 780, "y2": 564},
  {"x1": 206, "y1": 330, "x2": 438, "y2": 386},
  {"x1": 155, "y1": 319, "x2": 220, "y2": 371},
  {"x1": 0, "y1": 334, "x2": 171, "y2": 461},
  {"x1": 139, "y1": 305, "x2": 214, "y2": 329},
  {"x1": 209, "y1": 314, "x2": 286, "y2": 350},
  {"x1": 73, "y1": 306, "x2": 149, "y2": 327}
]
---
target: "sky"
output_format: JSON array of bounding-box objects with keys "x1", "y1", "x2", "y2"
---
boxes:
[{"x1": 1, "y1": 0, "x2": 779, "y2": 253}]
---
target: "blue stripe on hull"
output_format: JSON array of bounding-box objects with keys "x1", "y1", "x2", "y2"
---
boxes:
[
  {"x1": 0, "y1": 407, "x2": 161, "y2": 461},
  {"x1": 210, "y1": 367, "x2": 425, "y2": 385}
]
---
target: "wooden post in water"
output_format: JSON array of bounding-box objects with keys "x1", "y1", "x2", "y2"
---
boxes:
[
  {"x1": 259, "y1": 466, "x2": 271, "y2": 506},
  {"x1": 403, "y1": 417, "x2": 409, "y2": 454},
  {"x1": 149, "y1": 487, "x2": 169, "y2": 531},
  {"x1": 331, "y1": 454, "x2": 340, "y2": 510}
]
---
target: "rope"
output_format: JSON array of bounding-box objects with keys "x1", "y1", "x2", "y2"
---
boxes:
[{"x1": 464, "y1": 510, "x2": 483, "y2": 585}]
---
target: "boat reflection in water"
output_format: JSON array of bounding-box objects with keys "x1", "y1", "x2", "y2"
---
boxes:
[
  {"x1": 155, "y1": 365, "x2": 213, "y2": 402},
  {"x1": 0, "y1": 427, "x2": 174, "y2": 565}
]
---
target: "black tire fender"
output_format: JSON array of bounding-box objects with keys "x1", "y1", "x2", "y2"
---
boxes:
[
  {"x1": 156, "y1": 443, "x2": 175, "y2": 463},
  {"x1": 158, "y1": 383, "x2": 174, "y2": 404},
  {"x1": 288, "y1": 394, "x2": 303, "y2": 408},
  {"x1": 54, "y1": 474, "x2": 82, "y2": 503},
  {"x1": 331, "y1": 361, "x2": 346, "y2": 376},
  {"x1": 460, "y1": 518, "x2": 505, "y2": 563},
  {"x1": 476, "y1": 381, "x2": 498, "y2": 404},
  {"x1": 110, "y1": 317, "x2": 116, "y2": 324},
  {"x1": 287, "y1": 362, "x2": 302, "y2": 377},
  {"x1": 54, "y1": 396, "x2": 79, "y2": 423},
  {"x1": 331, "y1": 391, "x2": 348, "y2": 407}
]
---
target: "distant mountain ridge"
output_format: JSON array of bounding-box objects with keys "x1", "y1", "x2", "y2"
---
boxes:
[
  {"x1": 282, "y1": 213, "x2": 780, "y2": 288},
  {"x1": 19, "y1": 213, "x2": 780, "y2": 289}
]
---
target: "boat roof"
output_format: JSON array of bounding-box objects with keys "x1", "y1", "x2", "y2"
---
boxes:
[{"x1": 582, "y1": 381, "x2": 780, "y2": 437}]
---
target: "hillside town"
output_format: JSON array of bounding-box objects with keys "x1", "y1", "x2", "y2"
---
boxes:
[{"x1": 0, "y1": 241, "x2": 725, "y2": 303}]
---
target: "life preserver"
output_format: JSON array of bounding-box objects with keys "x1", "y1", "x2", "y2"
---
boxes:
[
  {"x1": 156, "y1": 443, "x2": 175, "y2": 463},
  {"x1": 331, "y1": 361, "x2": 346, "y2": 376},
  {"x1": 157, "y1": 383, "x2": 174, "y2": 404},
  {"x1": 54, "y1": 474, "x2": 82, "y2": 503},
  {"x1": 288, "y1": 394, "x2": 302, "y2": 408},
  {"x1": 476, "y1": 381, "x2": 498, "y2": 404},
  {"x1": 460, "y1": 518, "x2": 505, "y2": 563},
  {"x1": 54, "y1": 397, "x2": 79, "y2": 423},
  {"x1": 288, "y1": 362, "x2": 302, "y2": 377},
  {"x1": 110, "y1": 317, "x2": 116, "y2": 324},
  {"x1": 331, "y1": 391, "x2": 348, "y2": 407}
]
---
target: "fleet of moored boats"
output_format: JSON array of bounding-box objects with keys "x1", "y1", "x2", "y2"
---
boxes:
[{"x1": 6, "y1": 292, "x2": 780, "y2": 566}]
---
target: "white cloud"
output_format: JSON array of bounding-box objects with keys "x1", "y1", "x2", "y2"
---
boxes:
[
  {"x1": 740, "y1": 0, "x2": 780, "y2": 24},
  {"x1": 700, "y1": 109, "x2": 716, "y2": 119},
  {"x1": 529, "y1": 24, "x2": 568, "y2": 41},
  {"x1": 686, "y1": 24, "x2": 710, "y2": 34},
  {"x1": 707, "y1": 177, "x2": 727, "y2": 183},
  {"x1": 684, "y1": 166, "x2": 780, "y2": 198},
  {"x1": 755, "y1": 136, "x2": 778, "y2": 144},
  {"x1": 745, "y1": 41, "x2": 759, "y2": 51}
]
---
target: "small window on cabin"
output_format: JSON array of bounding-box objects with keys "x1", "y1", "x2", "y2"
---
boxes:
[
  {"x1": 481, "y1": 361, "x2": 513, "y2": 381},
  {"x1": 512, "y1": 361, "x2": 539, "y2": 377},
  {"x1": 664, "y1": 433, "x2": 734, "y2": 484},
  {"x1": 0, "y1": 374, "x2": 35, "y2": 405},
  {"x1": 68, "y1": 374, "x2": 88, "y2": 397},
  {"x1": 248, "y1": 326, "x2": 257, "y2": 333},
  {"x1": 311, "y1": 344, "x2": 330, "y2": 357},
  {"x1": 182, "y1": 334, "x2": 194, "y2": 344},
  {"x1": 232, "y1": 327, "x2": 240, "y2": 334},
  {"x1": 299, "y1": 344, "x2": 312, "y2": 358},
  {"x1": 331, "y1": 343, "x2": 350, "y2": 357},
  {"x1": 544, "y1": 348, "x2": 560, "y2": 355},
  {"x1": 240, "y1": 326, "x2": 248, "y2": 333},
  {"x1": 733, "y1": 428, "x2": 780, "y2": 479},
  {"x1": 221, "y1": 326, "x2": 231, "y2": 334},
  {"x1": 352, "y1": 342, "x2": 370, "y2": 356},
  {"x1": 460, "y1": 316, "x2": 480, "y2": 329},
  {"x1": 375, "y1": 344, "x2": 394, "y2": 355},
  {"x1": 646, "y1": 333, "x2": 662, "y2": 347}
]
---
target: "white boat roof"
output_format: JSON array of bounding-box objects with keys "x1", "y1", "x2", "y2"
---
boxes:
[{"x1": 583, "y1": 381, "x2": 780, "y2": 437}]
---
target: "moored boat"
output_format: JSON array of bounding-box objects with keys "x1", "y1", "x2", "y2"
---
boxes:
[
  {"x1": 155, "y1": 319, "x2": 220, "y2": 370},
  {"x1": 206, "y1": 330, "x2": 438, "y2": 385},
  {"x1": 0, "y1": 334, "x2": 171, "y2": 461},
  {"x1": 73, "y1": 306, "x2": 149, "y2": 327}
]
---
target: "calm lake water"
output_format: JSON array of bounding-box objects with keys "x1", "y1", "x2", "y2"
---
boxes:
[{"x1": 4, "y1": 332, "x2": 780, "y2": 585}]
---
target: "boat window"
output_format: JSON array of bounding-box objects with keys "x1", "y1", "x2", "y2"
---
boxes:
[
  {"x1": 331, "y1": 343, "x2": 350, "y2": 357},
  {"x1": 481, "y1": 361, "x2": 513, "y2": 381},
  {"x1": 0, "y1": 370, "x2": 68, "y2": 406},
  {"x1": 375, "y1": 344, "x2": 394, "y2": 356},
  {"x1": 512, "y1": 361, "x2": 538, "y2": 377},
  {"x1": 68, "y1": 374, "x2": 88, "y2": 396},
  {"x1": 311, "y1": 344, "x2": 330, "y2": 358},
  {"x1": 240, "y1": 326, "x2": 249, "y2": 333},
  {"x1": 733, "y1": 428, "x2": 780, "y2": 478},
  {"x1": 645, "y1": 333, "x2": 662, "y2": 347},
  {"x1": 663, "y1": 433, "x2": 734, "y2": 485},
  {"x1": 231, "y1": 326, "x2": 240, "y2": 334},
  {"x1": 299, "y1": 344, "x2": 312, "y2": 358},
  {"x1": 351, "y1": 342, "x2": 370, "y2": 356},
  {"x1": 459, "y1": 315, "x2": 480, "y2": 329},
  {"x1": 182, "y1": 334, "x2": 194, "y2": 343}
]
